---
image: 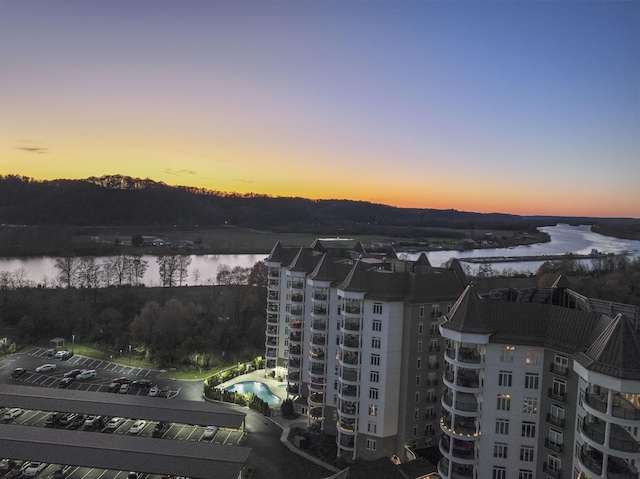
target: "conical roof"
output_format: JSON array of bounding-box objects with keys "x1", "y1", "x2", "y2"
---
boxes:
[
  {"x1": 441, "y1": 284, "x2": 494, "y2": 334},
  {"x1": 338, "y1": 260, "x2": 370, "y2": 293}
]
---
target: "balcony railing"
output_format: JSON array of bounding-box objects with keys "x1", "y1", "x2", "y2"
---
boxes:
[
  {"x1": 291, "y1": 280, "x2": 304, "y2": 290},
  {"x1": 290, "y1": 293, "x2": 304, "y2": 303},
  {"x1": 545, "y1": 437, "x2": 563, "y2": 453},
  {"x1": 311, "y1": 320, "x2": 327, "y2": 330},
  {"x1": 342, "y1": 336, "x2": 360, "y2": 348},
  {"x1": 343, "y1": 319, "x2": 361, "y2": 331},
  {"x1": 429, "y1": 344, "x2": 441, "y2": 353},
  {"x1": 310, "y1": 364, "x2": 325, "y2": 375},
  {"x1": 582, "y1": 422, "x2": 640, "y2": 452},
  {"x1": 426, "y1": 378, "x2": 439, "y2": 387},
  {"x1": 546, "y1": 412, "x2": 565, "y2": 428},
  {"x1": 344, "y1": 305, "x2": 362, "y2": 315},
  {"x1": 427, "y1": 361, "x2": 440, "y2": 370},
  {"x1": 341, "y1": 386, "x2": 358, "y2": 398},
  {"x1": 289, "y1": 358, "x2": 300, "y2": 368},
  {"x1": 443, "y1": 393, "x2": 479, "y2": 412},
  {"x1": 311, "y1": 334, "x2": 326, "y2": 346},
  {"x1": 585, "y1": 392, "x2": 640, "y2": 421},
  {"x1": 290, "y1": 319, "x2": 303, "y2": 329},
  {"x1": 341, "y1": 368, "x2": 359, "y2": 382},
  {"x1": 548, "y1": 387, "x2": 567, "y2": 402},
  {"x1": 312, "y1": 307, "x2": 328, "y2": 316},
  {"x1": 549, "y1": 362, "x2": 569, "y2": 376},
  {"x1": 312, "y1": 292, "x2": 328, "y2": 301},
  {"x1": 542, "y1": 463, "x2": 562, "y2": 478},
  {"x1": 290, "y1": 306, "x2": 303, "y2": 316}
]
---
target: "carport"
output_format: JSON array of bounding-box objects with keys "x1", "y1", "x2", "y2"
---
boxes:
[
  {"x1": 0, "y1": 424, "x2": 250, "y2": 479},
  {"x1": 49, "y1": 337, "x2": 66, "y2": 349},
  {"x1": 0, "y1": 385, "x2": 246, "y2": 430}
]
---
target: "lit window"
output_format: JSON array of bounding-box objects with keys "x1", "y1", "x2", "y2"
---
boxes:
[{"x1": 500, "y1": 346, "x2": 515, "y2": 363}]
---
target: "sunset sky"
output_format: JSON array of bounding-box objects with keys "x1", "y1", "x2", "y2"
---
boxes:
[{"x1": 1, "y1": 1, "x2": 638, "y2": 218}]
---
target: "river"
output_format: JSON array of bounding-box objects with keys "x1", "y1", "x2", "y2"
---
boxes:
[{"x1": 0, "y1": 224, "x2": 639, "y2": 286}]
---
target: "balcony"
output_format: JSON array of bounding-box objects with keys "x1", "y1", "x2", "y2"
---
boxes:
[
  {"x1": 290, "y1": 306, "x2": 303, "y2": 317},
  {"x1": 312, "y1": 291, "x2": 328, "y2": 301},
  {"x1": 340, "y1": 402, "x2": 358, "y2": 417},
  {"x1": 582, "y1": 421, "x2": 640, "y2": 452},
  {"x1": 312, "y1": 306, "x2": 328, "y2": 316},
  {"x1": 549, "y1": 362, "x2": 569, "y2": 376},
  {"x1": 289, "y1": 331, "x2": 302, "y2": 342},
  {"x1": 342, "y1": 318, "x2": 361, "y2": 331},
  {"x1": 289, "y1": 345, "x2": 301, "y2": 356},
  {"x1": 266, "y1": 326, "x2": 278, "y2": 336},
  {"x1": 311, "y1": 319, "x2": 327, "y2": 330},
  {"x1": 546, "y1": 412, "x2": 565, "y2": 428},
  {"x1": 342, "y1": 335, "x2": 361, "y2": 349},
  {"x1": 287, "y1": 383, "x2": 300, "y2": 395},
  {"x1": 311, "y1": 334, "x2": 326, "y2": 346},
  {"x1": 426, "y1": 378, "x2": 438, "y2": 387},
  {"x1": 542, "y1": 462, "x2": 562, "y2": 478},
  {"x1": 309, "y1": 348, "x2": 326, "y2": 361},
  {"x1": 584, "y1": 391, "x2": 640, "y2": 421},
  {"x1": 291, "y1": 280, "x2": 305, "y2": 290},
  {"x1": 310, "y1": 363, "x2": 325, "y2": 375},
  {"x1": 443, "y1": 392, "x2": 479, "y2": 412},
  {"x1": 290, "y1": 319, "x2": 303, "y2": 330},
  {"x1": 456, "y1": 371, "x2": 480, "y2": 389},
  {"x1": 545, "y1": 437, "x2": 563, "y2": 453},
  {"x1": 427, "y1": 361, "x2": 440, "y2": 370},
  {"x1": 437, "y1": 458, "x2": 473, "y2": 479},
  {"x1": 429, "y1": 344, "x2": 441, "y2": 353},
  {"x1": 266, "y1": 313, "x2": 278, "y2": 324},
  {"x1": 343, "y1": 304, "x2": 362, "y2": 315},
  {"x1": 308, "y1": 407, "x2": 324, "y2": 420},
  {"x1": 266, "y1": 359, "x2": 276, "y2": 369},
  {"x1": 579, "y1": 447, "x2": 639, "y2": 479},
  {"x1": 267, "y1": 304, "x2": 279, "y2": 313},
  {"x1": 338, "y1": 418, "x2": 357, "y2": 433},
  {"x1": 440, "y1": 437, "x2": 476, "y2": 460},
  {"x1": 265, "y1": 338, "x2": 277, "y2": 347},
  {"x1": 309, "y1": 392, "x2": 324, "y2": 406},
  {"x1": 341, "y1": 368, "x2": 359, "y2": 383},
  {"x1": 340, "y1": 386, "x2": 358, "y2": 398},
  {"x1": 267, "y1": 291, "x2": 279, "y2": 300},
  {"x1": 341, "y1": 352, "x2": 360, "y2": 366},
  {"x1": 290, "y1": 293, "x2": 304, "y2": 303},
  {"x1": 548, "y1": 387, "x2": 567, "y2": 402},
  {"x1": 266, "y1": 349, "x2": 277, "y2": 358},
  {"x1": 338, "y1": 435, "x2": 355, "y2": 450},
  {"x1": 288, "y1": 371, "x2": 300, "y2": 381}
]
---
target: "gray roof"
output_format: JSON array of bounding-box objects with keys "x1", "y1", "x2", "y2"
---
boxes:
[
  {"x1": 0, "y1": 424, "x2": 249, "y2": 479},
  {"x1": 0, "y1": 385, "x2": 245, "y2": 428}
]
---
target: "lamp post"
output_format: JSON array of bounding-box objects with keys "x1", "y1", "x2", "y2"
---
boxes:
[
  {"x1": 129, "y1": 344, "x2": 132, "y2": 366},
  {"x1": 72, "y1": 334, "x2": 75, "y2": 353}
]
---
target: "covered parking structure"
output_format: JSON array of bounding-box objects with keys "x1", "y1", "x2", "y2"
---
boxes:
[
  {"x1": 0, "y1": 424, "x2": 250, "y2": 479},
  {"x1": 0, "y1": 385, "x2": 250, "y2": 479},
  {"x1": 0, "y1": 384, "x2": 246, "y2": 429}
]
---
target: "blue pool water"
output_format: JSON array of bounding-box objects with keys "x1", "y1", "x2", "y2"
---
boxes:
[{"x1": 224, "y1": 381, "x2": 281, "y2": 406}]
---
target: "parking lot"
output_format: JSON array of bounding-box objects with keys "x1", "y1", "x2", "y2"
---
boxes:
[{"x1": 0, "y1": 349, "x2": 249, "y2": 479}]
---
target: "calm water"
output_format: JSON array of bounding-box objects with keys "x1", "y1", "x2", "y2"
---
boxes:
[
  {"x1": 224, "y1": 381, "x2": 281, "y2": 406},
  {"x1": 1, "y1": 224, "x2": 639, "y2": 284}
]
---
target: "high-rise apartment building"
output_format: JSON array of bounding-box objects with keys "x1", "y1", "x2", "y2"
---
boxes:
[
  {"x1": 264, "y1": 239, "x2": 640, "y2": 477},
  {"x1": 264, "y1": 240, "x2": 467, "y2": 462},
  {"x1": 439, "y1": 280, "x2": 640, "y2": 479}
]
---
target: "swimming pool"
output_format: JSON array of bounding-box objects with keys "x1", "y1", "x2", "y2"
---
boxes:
[{"x1": 224, "y1": 381, "x2": 281, "y2": 406}]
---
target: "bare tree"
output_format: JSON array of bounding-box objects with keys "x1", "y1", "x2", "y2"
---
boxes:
[
  {"x1": 76, "y1": 256, "x2": 102, "y2": 288},
  {"x1": 176, "y1": 255, "x2": 192, "y2": 286},
  {"x1": 157, "y1": 255, "x2": 179, "y2": 287},
  {"x1": 129, "y1": 255, "x2": 148, "y2": 286},
  {"x1": 55, "y1": 257, "x2": 79, "y2": 288}
]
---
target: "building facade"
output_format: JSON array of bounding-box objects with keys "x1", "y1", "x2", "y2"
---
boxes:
[
  {"x1": 263, "y1": 240, "x2": 467, "y2": 462},
  {"x1": 439, "y1": 280, "x2": 640, "y2": 479}
]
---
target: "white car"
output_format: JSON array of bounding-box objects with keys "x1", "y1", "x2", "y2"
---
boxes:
[
  {"x1": 22, "y1": 462, "x2": 47, "y2": 477},
  {"x1": 75, "y1": 369, "x2": 96, "y2": 380},
  {"x1": 3, "y1": 407, "x2": 24, "y2": 421},
  {"x1": 128, "y1": 419, "x2": 147, "y2": 435},
  {"x1": 148, "y1": 386, "x2": 159, "y2": 397},
  {"x1": 203, "y1": 425, "x2": 218, "y2": 439},
  {"x1": 36, "y1": 364, "x2": 56, "y2": 373}
]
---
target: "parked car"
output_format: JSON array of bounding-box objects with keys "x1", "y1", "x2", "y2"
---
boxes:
[
  {"x1": 60, "y1": 413, "x2": 77, "y2": 426},
  {"x1": 68, "y1": 414, "x2": 86, "y2": 430},
  {"x1": 152, "y1": 421, "x2": 171, "y2": 438},
  {"x1": 4, "y1": 461, "x2": 26, "y2": 479},
  {"x1": 54, "y1": 350, "x2": 73, "y2": 360},
  {"x1": 107, "y1": 382, "x2": 120, "y2": 393},
  {"x1": 158, "y1": 386, "x2": 170, "y2": 398},
  {"x1": 203, "y1": 425, "x2": 218, "y2": 439},
  {"x1": 83, "y1": 415, "x2": 102, "y2": 430},
  {"x1": 45, "y1": 349, "x2": 55, "y2": 357},
  {"x1": 35, "y1": 364, "x2": 56, "y2": 373},
  {"x1": 119, "y1": 383, "x2": 131, "y2": 394},
  {"x1": 75, "y1": 369, "x2": 96, "y2": 380},
  {"x1": 52, "y1": 466, "x2": 72, "y2": 479},
  {"x1": 128, "y1": 420, "x2": 147, "y2": 435},
  {"x1": 0, "y1": 459, "x2": 23, "y2": 475},
  {"x1": 58, "y1": 377, "x2": 73, "y2": 388},
  {"x1": 22, "y1": 462, "x2": 47, "y2": 477},
  {"x1": 45, "y1": 412, "x2": 65, "y2": 427},
  {"x1": 3, "y1": 408, "x2": 25, "y2": 421},
  {"x1": 148, "y1": 386, "x2": 159, "y2": 397},
  {"x1": 113, "y1": 377, "x2": 132, "y2": 384},
  {"x1": 105, "y1": 417, "x2": 125, "y2": 431},
  {"x1": 10, "y1": 367, "x2": 27, "y2": 378},
  {"x1": 64, "y1": 369, "x2": 82, "y2": 378},
  {"x1": 132, "y1": 379, "x2": 152, "y2": 388}
]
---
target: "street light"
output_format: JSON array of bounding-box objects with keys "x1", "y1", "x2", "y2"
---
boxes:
[
  {"x1": 129, "y1": 344, "x2": 132, "y2": 365},
  {"x1": 72, "y1": 334, "x2": 75, "y2": 353}
]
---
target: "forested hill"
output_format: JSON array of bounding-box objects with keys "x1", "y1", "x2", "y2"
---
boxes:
[{"x1": 0, "y1": 174, "x2": 635, "y2": 235}]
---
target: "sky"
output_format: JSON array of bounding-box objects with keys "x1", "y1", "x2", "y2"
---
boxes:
[{"x1": 1, "y1": 1, "x2": 639, "y2": 218}]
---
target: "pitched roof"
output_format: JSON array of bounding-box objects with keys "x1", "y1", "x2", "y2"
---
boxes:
[
  {"x1": 574, "y1": 314, "x2": 640, "y2": 380},
  {"x1": 338, "y1": 260, "x2": 371, "y2": 293}
]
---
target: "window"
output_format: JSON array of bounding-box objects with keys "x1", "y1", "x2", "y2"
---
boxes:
[
  {"x1": 521, "y1": 421, "x2": 536, "y2": 438},
  {"x1": 525, "y1": 348, "x2": 540, "y2": 365},
  {"x1": 552, "y1": 379, "x2": 567, "y2": 399},
  {"x1": 368, "y1": 404, "x2": 377, "y2": 416},
  {"x1": 416, "y1": 374, "x2": 420, "y2": 386},
  {"x1": 415, "y1": 392, "x2": 420, "y2": 403},
  {"x1": 417, "y1": 339, "x2": 423, "y2": 352},
  {"x1": 495, "y1": 418, "x2": 509, "y2": 435},
  {"x1": 416, "y1": 357, "x2": 422, "y2": 369},
  {"x1": 499, "y1": 371, "x2": 513, "y2": 387},
  {"x1": 367, "y1": 422, "x2": 377, "y2": 434},
  {"x1": 336, "y1": 335, "x2": 340, "y2": 345},
  {"x1": 373, "y1": 303, "x2": 382, "y2": 315},
  {"x1": 553, "y1": 354, "x2": 569, "y2": 374},
  {"x1": 430, "y1": 322, "x2": 439, "y2": 334},
  {"x1": 524, "y1": 373, "x2": 539, "y2": 389},
  {"x1": 425, "y1": 423, "x2": 434, "y2": 435},
  {"x1": 372, "y1": 337, "x2": 381, "y2": 349},
  {"x1": 520, "y1": 446, "x2": 534, "y2": 462},
  {"x1": 431, "y1": 305, "x2": 440, "y2": 317},
  {"x1": 548, "y1": 429, "x2": 563, "y2": 448},
  {"x1": 372, "y1": 319, "x2": 382, "y2": 331},
  {"x1": 413, "y1": 424, "x2": 418, "y2": 436},
  {"x1": 419, "y1": 306, "x2": 425, "y2": 318},
  {"x1": 494, "y1": 442, "x2": 508, "y2": 458},
  {"x1": 523, "y1": 397, "x2": 538, "y2": 414},
  {"x1": 369, "y1": 388, "x2": 378, "y2": 400},
  {"x1": 418, "y1": 321, "x2": 424, "y2": 334},
  {"x1": 371, "y1": 354, "x2": 380, "y2": 366},
  {"x1": 366, "y1": 439, "x2": 376, "y2": 451},
  {"x1": 414, "y1": 408, "x2": 419, "y2": 420},
  {"x1": 518, "y1": 470, "x2": 533, "y2": 479},
  {"x1": 500, "y1": 346, "x2": 515, "y2": 363},
  {"x1": 370, "y1": 371, "x2": 379, "y2": 383},
  {"x1": 497, "y1": 394, "x2": 511, "y2": 411},
  {"x1": 550, "y1": 404, "x2": 565, "y2": 424},
  {"x1": 492, "y1": 467, "x2": 506, "y2": 479},
  {"x1": 547, "y1": 454, "x2": 561, "y2": 473}
]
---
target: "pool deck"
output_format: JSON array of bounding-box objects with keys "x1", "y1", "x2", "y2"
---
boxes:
[{"x1": 217, "y1": 369, "x2": 340, "y2": 474}]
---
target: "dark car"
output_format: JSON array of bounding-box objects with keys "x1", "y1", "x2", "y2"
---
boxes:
[
  {"x1": 158, "y1": 386, "x2": 170, "y2": 398},
  {"x1": 113, "y1": 377, "x2": 132, "y2": 384},
  {"x1": 64, "y1": 369, "x2": 82, "y2": 379},
  {"x1": 10, "y1": 368, "x2": 27, "y2": 379},
  {"x1": 107, "y1": 382, "x2": 120, "y2": 393},
  {"x1": 45, "y1": 412, "x2": 65, "y2": 428},
  {"x1": 151, "y1": 421, "x2": 171, "y2": 438},
  {"x1": 68, "y1": 414, "x2": 86, "y2": 430},
  {"x1": 132, "y1": 379, "x2": 152, "y2": 388},
  {"x1": 58, "y1": 377, "x2": 74, "y2": 388}
]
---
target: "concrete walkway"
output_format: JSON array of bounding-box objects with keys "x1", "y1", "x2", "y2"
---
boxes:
[{"x1": 218, "y1": 369, "x2": 340, "y2": 474}]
